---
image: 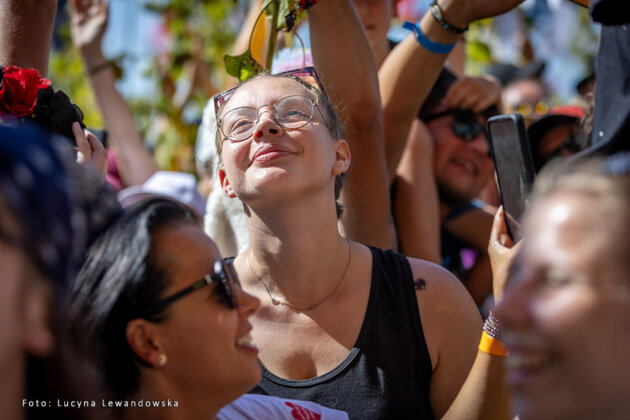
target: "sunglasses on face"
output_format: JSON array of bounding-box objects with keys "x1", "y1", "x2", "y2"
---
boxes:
[
  {"x1": 510, "y1": 100, "x2": 551, "y2": 119},
  {"x1": 136, "y1": 259, "x2": 238, "y2": 319},
  {"x1": 214, "y1": 66, "x2": 340, "y2": 140},
  {"x1": 423, "y1": 109, "x2": 487, "y2": 141}
]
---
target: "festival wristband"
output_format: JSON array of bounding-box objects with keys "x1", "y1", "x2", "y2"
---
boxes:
[
  {"x1": 479, "y1": 331, "x2": 509, "y2": 356},
  {"x1": 402, "y1": 21, "x2": 456, "y2": 54}
]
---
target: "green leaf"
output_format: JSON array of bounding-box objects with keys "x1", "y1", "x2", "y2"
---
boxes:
[
  {"x1": 263, "y1": 0, "x2": 297, "y2": 31},
  {"x1": 224, "y1": 50, "x2": 265, "y2": 82}
]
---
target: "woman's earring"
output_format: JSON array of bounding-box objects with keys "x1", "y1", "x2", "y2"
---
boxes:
[{"x1": 157, "y1": 354, "x2": 167, "y2": 367}]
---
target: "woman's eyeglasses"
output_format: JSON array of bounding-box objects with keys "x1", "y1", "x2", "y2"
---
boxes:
[
  {"x1": 218, "y1": 95, "x2": 325, "y2": 142},
  {"x1": 213, "y1": 66, "x2": 340, "y2": 140},
  {"x1": 423, "y1": 109, "x2": 487, "y2": 141},
  {"x1": 136, "y1": 259, "x2": 238, "y2": 318},
  {"x1": 214, "y1": 66, "x2": 326, "y2": 114}
]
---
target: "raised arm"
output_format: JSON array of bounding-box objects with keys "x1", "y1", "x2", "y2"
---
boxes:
[
  {"x1": 394, "y1": 119, "x2": 441, "y2": 263},
  {"x1": 308, "y1": 0, "x2": 395, "y2": 250},
  {"x1": 379, "y1": 0, "x2": 523, "y2": 182},
  {"x1": 69, "y1": 0, "x2": 158, "y2": 187},
  {"x1": 0, "y1": 0, "x2": 56, "y2": 74}
]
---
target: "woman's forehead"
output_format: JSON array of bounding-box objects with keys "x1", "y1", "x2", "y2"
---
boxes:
[{"x1": 225, "y1": 77, "x2": 315, "y2": 109}]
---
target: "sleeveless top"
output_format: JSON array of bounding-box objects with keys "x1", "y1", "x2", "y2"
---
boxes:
[{"x1": 250, "y1": 246, "x2": 434, "y2": 419}]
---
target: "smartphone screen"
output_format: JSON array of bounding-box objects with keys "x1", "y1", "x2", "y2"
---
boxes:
[{"x1": 487, "y1": 114, "x2": 536, "y2": 241}]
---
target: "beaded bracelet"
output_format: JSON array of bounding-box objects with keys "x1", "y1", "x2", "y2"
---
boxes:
[
  {"x1": 479, "y1": 311, "x2": 509, "y2": 356},
  {"x1": 430, "y1": 0, "x2": 468, "y2": 34},
  {"x1": 402, "y1": 21, "x2": 456, "y2": 55}
]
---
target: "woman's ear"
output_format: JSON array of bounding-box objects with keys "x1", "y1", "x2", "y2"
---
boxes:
[
  {"x1": 332, "y1": 139, "x2": 351, "y2": 175},
  {"x1": 21, "y1": 277, "x2": 55, "y2": 357},
  {"x1": 218, "y1": 166, "x2": 237, "y2": 198},
  {"x1": 126, "y1": 319, "x2": 164, "y2": 368}
]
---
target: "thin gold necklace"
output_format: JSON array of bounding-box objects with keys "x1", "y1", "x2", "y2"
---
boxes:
[{"x1": 246, "y1": 239, "x2": 352, "y2": 311}]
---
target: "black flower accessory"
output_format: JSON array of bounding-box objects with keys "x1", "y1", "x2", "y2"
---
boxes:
[{"x1": 33, "y1": 86, "x2": 86, "y2": 140}]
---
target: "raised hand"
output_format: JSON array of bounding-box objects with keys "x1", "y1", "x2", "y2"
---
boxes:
[
  {"x1": 443, "y1": 75, "x2": 502, "y2": 113},
  {"x1": 487, "y1": 206, "x2": 522, "y2": 305},
  {"x1": 69, "y1": 0, "x2": 109, "y2": 60}
]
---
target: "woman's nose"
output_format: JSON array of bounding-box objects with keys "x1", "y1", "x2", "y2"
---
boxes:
[{"x1": 253, "y1": 109, "x2": 282, "y2": 140}]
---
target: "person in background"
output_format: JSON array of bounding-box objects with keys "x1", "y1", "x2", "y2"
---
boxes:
[
  {"x1": 69, "y1": 0, "x2": 159, "y2": 190},
  {"x1": 487, "y1": 62, "x2": 548, "y2": 127},
  {"x1": 527, "y1": 104, "x2": 587, "y2": 172},
  {"x1": 489, "y1": 153, "x2": 630, "y2": 419},
  {"x1": 395, "y1": 67, "x2": 501, "y2": 304}
]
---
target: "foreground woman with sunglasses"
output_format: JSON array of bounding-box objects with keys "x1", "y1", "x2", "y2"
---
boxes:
[{"x1": 69, "y1": 198, "x2": 348, "y2": 419}]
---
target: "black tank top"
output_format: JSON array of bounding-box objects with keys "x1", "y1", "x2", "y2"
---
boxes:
[{"x1": 250, "y1": 246, "x2": 434, "y2": 419}]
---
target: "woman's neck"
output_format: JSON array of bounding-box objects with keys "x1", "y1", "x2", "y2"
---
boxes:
[{"x1": 242, "y1": 200, "x2": 351, "y2": 306}]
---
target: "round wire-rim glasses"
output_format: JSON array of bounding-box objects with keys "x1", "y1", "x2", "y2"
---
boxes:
[
  {"x1": 213, "y1": 66, "x2": 341, "y2": 140},
  {"x1": 218, "y1": 95, "x2": 326, "y2": 142}
]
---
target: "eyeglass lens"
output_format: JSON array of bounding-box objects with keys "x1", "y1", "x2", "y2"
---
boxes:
[
  {"x1": 220, "y1": 95, "x2": 314, "y2": 141},
  {"x1": 216, "y1": 259, "x2": 238, "y2": 308}
]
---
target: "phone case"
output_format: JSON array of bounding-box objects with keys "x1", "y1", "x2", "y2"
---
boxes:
[{"x1": 487, "y1": 114, "x2": 536, "y2": 241}]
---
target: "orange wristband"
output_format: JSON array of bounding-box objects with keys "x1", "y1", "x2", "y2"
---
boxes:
[{"x1": 479, "y1": 331, "x2": 509, "y2": 356}]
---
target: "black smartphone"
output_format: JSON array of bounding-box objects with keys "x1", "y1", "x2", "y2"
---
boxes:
[{"x1": 487, "y1": 114, "x2": 536, "y2": 242}]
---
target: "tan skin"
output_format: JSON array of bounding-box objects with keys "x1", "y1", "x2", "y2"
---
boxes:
[{"x1": 0, "y1": 0, "x2": 57, "y2": 73}]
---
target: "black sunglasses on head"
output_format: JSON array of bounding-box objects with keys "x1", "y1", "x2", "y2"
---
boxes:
[
  {"x1": 422, "y1": 109, "x2": 487, "y2": 142},
  {"x1": 135, "y1": 259, "x2": 238, "y2": 319}
]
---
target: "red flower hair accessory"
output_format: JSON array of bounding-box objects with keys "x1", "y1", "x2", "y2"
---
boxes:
[
  {"x1": 0, "y1": 65, "x2": 85, "y2": 140},
  {"x1": 0, "y1": 66, "x2": 51, "y2": 117}
]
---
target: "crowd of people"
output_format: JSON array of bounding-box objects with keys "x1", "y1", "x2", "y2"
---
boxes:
[{"x1": 1, "y1": 0, "x2": 629, "y2": 419}]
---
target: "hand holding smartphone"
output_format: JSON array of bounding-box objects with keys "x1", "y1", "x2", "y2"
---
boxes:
[{"x1": 487, "y1": 114, "x2": 536, "y2": 242}]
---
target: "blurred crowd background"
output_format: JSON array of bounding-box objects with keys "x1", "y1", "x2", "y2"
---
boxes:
[{"x1": 47, "y1": 0, "x2": 599, "y2": 174}]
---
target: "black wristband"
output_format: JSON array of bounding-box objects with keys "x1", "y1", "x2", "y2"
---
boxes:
[{"x1": 430, "y1": 0, "x2": 468, "y2": 34}]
